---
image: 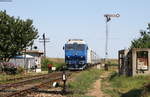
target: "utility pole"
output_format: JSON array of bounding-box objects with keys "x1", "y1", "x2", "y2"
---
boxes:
[
  {"x1": 39, "y1": 33, "x2": 50, "y2": 57},
  {"x1": 24, "y1": 46, "x2": 27, "y2": 73},
  {"x1": 104, "y1": 13, "x2": 120, "y2": 67}
]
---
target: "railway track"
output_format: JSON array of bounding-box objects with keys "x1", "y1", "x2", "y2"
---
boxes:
[
  {"x1": 4, "y1": 77, "x2": 63, "y2": 97},
  {"x1": 0, "y1": 73, "x2": 50, "y2": 83},
  {"x1": 0, "y1": 71, "x2": 70, "y2": 97},
  {"x1": 0, "y1": 72, "x2": 61, "y2": 90},
  {"x1": 0, "y1": 69, "x2": 84, "y2": 97}
]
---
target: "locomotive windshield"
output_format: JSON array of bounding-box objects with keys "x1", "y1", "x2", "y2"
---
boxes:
[
  {"x1": 65, "y1": 44, "x2": 85, "y2": 50},
  {"x1": 65, "y1": 44, "x2": 74, "y2": 50},
  {"x1": 76, "y1": 44, "x2": 85, "y2": 50}
]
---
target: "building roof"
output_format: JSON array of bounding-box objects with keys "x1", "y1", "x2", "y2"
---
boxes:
[
  {"x1": 22, "y1": 50, "x2": 44, "y2": 54},
  {"x1": 13, "y1": 54, "x2": 34, "y2": 59}
]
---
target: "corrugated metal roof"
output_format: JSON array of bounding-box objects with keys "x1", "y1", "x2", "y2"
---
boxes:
[{"x1": 13, "y1": 54, "x2": 34, "y2": 58}]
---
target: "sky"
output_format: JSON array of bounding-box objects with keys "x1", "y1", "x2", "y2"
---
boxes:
[{"x1": 0, "y1": 0, "x2": 150, "y2": 58}]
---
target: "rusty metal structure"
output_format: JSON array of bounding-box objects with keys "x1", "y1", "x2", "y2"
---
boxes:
[{"x1": 118, "y1": 48, "x2": 150, "y2": 76}]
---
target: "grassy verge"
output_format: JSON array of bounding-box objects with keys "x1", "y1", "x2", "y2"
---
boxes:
[
  {"x1": 101, "y1": 71, "x2": 150, "y2": 97},
  {"x1": 0, "y1": 71, "x2": 47, "y2": 84},
  {"x1": 66, "y1": 68, "x2": 103, "y2": 97},
  {"x1": 41, "y1": 58, "x2": 65, "y2": 71}
]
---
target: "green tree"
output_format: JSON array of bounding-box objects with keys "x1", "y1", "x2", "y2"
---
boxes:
[
  {"x1": 131, "y1": 24, "x2": 150, "y2": 48},
  {"x1": 41, "y1": 58, "x2": 53, "y2": 71},
  {"x1": 0, "y1": 10, "x2": 38, "y2": 61}
]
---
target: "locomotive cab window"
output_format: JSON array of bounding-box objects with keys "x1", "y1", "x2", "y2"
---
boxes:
[
  {"x1": 76, "y1": 44, "x2": 85, "y2": 50},
  {"x1": 65, "y1": 44, "x2": 85, "y2": 50},
  {"x1": 65, "y1": 44, "x2": 74, "y2": 50}
]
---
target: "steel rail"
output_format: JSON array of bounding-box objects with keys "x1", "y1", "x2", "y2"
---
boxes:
[
  {"x1": 0, "y1": 72, "x2": 62, "y2": 90},
  {"x1": 3, "y1": 76, "x2": 64, "y2": 97}
]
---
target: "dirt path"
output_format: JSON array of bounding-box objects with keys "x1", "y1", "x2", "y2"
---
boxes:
[
  {"x1": 86, "y1": 71, "x2": 110, "y2": 97},
  {"x1": 87, "y1": 79, "x2": 103, "y2": 97}
]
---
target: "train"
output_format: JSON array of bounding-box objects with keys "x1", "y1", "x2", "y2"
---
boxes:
[{"x1": 63, "y1": 39, "x2": 100, "y2": 70}]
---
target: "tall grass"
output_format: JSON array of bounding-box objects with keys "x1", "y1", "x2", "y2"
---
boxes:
[
  {"x1": 102, "y1": 71, "x2": 150, "y2": 97},
  {"x1": 67, "y1": 69, "x2": 102, "y2": 97},
  {"x1": 41, "y1": 58, "x2": 65, "y2": 71}
]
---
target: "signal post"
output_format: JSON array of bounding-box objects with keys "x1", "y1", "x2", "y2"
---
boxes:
[{"x1": 104, "y1": 13, "x2": 120, "y2": 70}]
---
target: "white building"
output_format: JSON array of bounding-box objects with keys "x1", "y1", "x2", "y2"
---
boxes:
[
  {"x1": 9, "y1": 54, "x2": 35, "y2": 70},
  {"x1": 10, "y1": 50, "x2": 44, "y2": 72}
]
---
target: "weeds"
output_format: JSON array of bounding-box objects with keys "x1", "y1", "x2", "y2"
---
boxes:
[
  {"x1": 101, "y1": 71, "x2": 150, "y2": 97},
  {"x1": 41, "y1": 58, "x2": 65, "y2": 71},
  {"x1": 67, "y1": 69, "x2": 102, "y2": 97}
]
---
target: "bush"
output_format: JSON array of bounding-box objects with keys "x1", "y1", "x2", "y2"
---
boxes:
[
  {"x1": 17, "y1": 66, "x2": 24, "y2": 74},
  {"x1": 0, "y1": 62, "x2": 18, "y2": 74},
  {"x1": 53, "y1": 62, "x2": 65, "y2": 71},
  {"x1": 41, "y1": 58, "x2": 65, "y2": 71},
  {"x1": 41, "y1": 58, "x2": 53, "y2": 71},
  {"x1": 0, "y1": 63, "x2": 4, "y2": 73}
]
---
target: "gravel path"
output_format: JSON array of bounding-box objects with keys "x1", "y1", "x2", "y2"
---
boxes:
[{"x1": 27, "y1": 87, "x2": 66, "y2": 97}]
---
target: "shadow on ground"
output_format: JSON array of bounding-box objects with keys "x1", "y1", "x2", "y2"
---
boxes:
[{"x1": 121, "y1": 89, "x2": 143, "y2": 97}]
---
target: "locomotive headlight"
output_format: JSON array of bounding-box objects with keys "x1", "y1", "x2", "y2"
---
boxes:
[
  {"x1": 67, "y1": 56, "x2": 70, "y2": 58},
  {"x1": 81, "y1": 56, "x2": 83, "y2": 58}
]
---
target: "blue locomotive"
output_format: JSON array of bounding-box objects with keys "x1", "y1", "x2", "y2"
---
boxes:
[{"x1": 63, "y1": 39, "x2": 99, "y2": 70}]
